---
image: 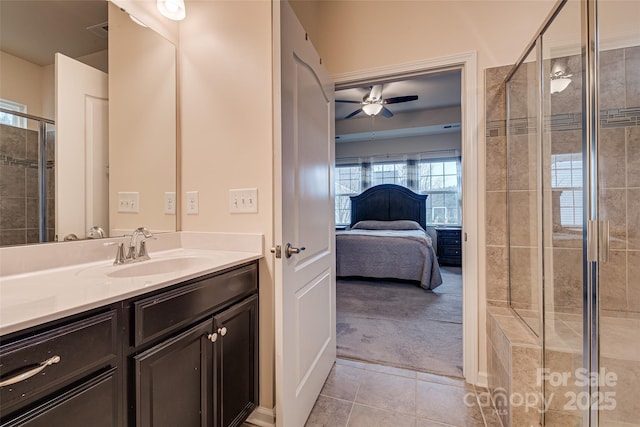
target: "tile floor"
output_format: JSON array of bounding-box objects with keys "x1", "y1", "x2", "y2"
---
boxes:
[{"x1": 303, "y1": 358, "x2": 504, "y2": 427}]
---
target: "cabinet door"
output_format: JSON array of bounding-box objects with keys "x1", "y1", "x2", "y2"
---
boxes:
[
  {"x1": 135, "y1": 320, "x2": 213, "y2": 427},
  {"x1": 2, "y1": 368, "x2": 118, "y2": 427},
  {"x1": 213, "y1": 295, "x2": 258, "y2": 427}
]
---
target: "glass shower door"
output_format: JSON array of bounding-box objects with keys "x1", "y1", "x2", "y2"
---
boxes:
[
  {"x1": 596, "y1": 0, "x2": 640, "y2": 425},
  {"x1": 540, "y1": 1, "x2": 586, "y2": 425}
]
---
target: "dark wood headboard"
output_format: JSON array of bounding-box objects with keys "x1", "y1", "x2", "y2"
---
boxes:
[{"x1": 349, "y1": 184, "x2": 428, "y2": 229}]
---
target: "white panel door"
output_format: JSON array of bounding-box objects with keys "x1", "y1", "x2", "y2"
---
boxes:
[
  {"x1": 55, "y1": 53, "x2": 109, "y2": 240},
  {"x1": 274, "y1": 2, "x2": 336, "y2": 426}
]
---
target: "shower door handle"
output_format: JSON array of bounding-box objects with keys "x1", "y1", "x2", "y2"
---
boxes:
[{"x1": 599, "y1": 220, "x2": 610, "y2": 263}]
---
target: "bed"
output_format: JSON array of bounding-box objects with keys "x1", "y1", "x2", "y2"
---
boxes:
[{"x1": 336, "y1": 184, "x2": 443, "y2": 290}]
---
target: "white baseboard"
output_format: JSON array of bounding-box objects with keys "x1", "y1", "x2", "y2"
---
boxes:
[
  {"x1": 246, "y1": 406, "x2": 276, "y2": 427},
  {"x1": 476, "y1": 370, "x2": 489, "y2": 388}
]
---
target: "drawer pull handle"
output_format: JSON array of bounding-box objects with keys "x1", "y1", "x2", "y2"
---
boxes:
[
  {"x1": 0, "y1": 355, "x2": 61, "y2": 387},
  {"x1": 208, "y1": 333, "x2": 218, "y2": 343},
  {"x1": 218, "y1": 327, "x2": 227, "y2": 337}
]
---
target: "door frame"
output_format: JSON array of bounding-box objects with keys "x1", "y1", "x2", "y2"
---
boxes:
[{"x1": 333, "y1": 51, "x2": 481, "y2": 385}]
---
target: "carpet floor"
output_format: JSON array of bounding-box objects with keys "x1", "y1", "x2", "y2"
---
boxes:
[{"x1": 336, "y1": 266, "x2": 463, "y2": 378}]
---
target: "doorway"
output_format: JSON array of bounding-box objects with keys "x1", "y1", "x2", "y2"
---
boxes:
[{"x1": 333, "y1": 52, "x2": 480, "y2": 383}]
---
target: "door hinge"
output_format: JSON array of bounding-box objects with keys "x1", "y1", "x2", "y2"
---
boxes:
[{"x1": 270, "y1": 245, "x2": 282, "y2": 259}]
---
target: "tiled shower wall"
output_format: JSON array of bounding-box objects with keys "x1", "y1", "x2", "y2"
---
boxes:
[
  {"x1": 484, "y1": 46, "x2": 640, "y2": 319},
  {"x1": 0, "y1": 123, "x2": 55, "y2": 246}
]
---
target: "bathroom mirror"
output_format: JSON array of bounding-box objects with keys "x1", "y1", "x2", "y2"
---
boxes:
[{"x1": 0, "y1": 0, "x2": 177, "y2": 246}]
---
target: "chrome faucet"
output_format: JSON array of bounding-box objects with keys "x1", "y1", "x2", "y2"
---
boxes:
[{"x1": 127, "y1": 227, "x2": 153, "y2": 261}]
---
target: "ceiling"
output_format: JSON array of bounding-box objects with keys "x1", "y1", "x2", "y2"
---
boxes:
[
  {"x1": 335, "y1": 70, "x2": 462, "y2": 143},
  {"x1": 0, "y1": 0, "x2": 108, "y2": 66}
]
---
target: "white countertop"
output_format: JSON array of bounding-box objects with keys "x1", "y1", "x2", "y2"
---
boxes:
[{"x1": 0, "y1": 232, "x2": 263, "y2": 336}]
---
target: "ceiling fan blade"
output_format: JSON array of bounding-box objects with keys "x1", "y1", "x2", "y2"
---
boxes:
[
  {"x1": 336, "y1": 99, "x2": 363, "y2": 104},
  {"x1": 380, "y1": 106, "x2": 394, "y2": 118},
  {"x1": 345, "y1": 109, "x2": 363, "y2": 119},
  {"x1": 383, "y1": 95, "x2": 418, "y2": 104}
]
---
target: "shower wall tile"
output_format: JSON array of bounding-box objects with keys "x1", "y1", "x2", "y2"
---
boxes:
[
  {"x1": 599, "y1": 356, "x2": 640, "y2": 426},
  {"x1": 627, "y1": 127, "x2": 640, "y2": 188},
  {"x1": 544, "y1": 349, "x2": 582, "y2": 414},
  {"x1": 549, "y1": 128, "x2": 581, "y2": 156},
  {"x1": 0, "y1": 165, "x2": 25, "y2": 198},
  {"x1": 0, "y1": 198, "x2": 25, "y2": 229},
  {"x1": 599, "y1": 127, "x2": 626, "y2": 189},
  {"x1": 26, "y1": 198, "x2": 39, "y2": 230},
  {"x1": 625, "y1": 46, "x2": 640, "y2": 108},
  {"x1": 551, "y1": 248, "x2": 583, "y2": 311},
  {"x1": 26, "y1": 130, "x2": 38, "y2": 161},
  {"x1": 599, "y1": 250, "x2": 628, "y2": 311},
  {"x1": 0, "y1": 125, "x2": 26, "y2": 158},
  {"x1": 26, "y1": 228, "x2": 39, "y2": 245},
  {"x1": 508, "y1": 133, "x2": 538, "y2": 191},
  {"x1": 46, "y1": 198, "x2": 55, "y2": 230},
  {"x1": 26, "y1": 167, "x2": 38, "y2": 198},
  {"x1": 599, "y1": 49, "x2": 626, "y2": 110},
  {"x1": 508, "y1": 190, "x2": 537, "y2": 247},
  {"x1": 545, "y1": 410, "x2": 582, "y2": 427},
  {"x1": 628, "y1": 251, "x2": 640, "y2": 313},
  {"x1": 486, "y1": 136, "x2": 506, "y2": 191},
  {"x1": 0, "y1": 229, "x2": 26, "y2": 246},
  {"x1": 486, "y1": 191, "x2": 507, "y2": 246},
  {"x1": 486, "y1": 245, "x2": 508, "y2": 304},
  {"x1": 626, "y1": 188, "x2": 640, "y2": 250},
  {"x1": 509, "y1": 246, "x2": 539, "y2": 309},
  {"x1": 601, "y1": 189, "x2": 627, "y2": 249}
]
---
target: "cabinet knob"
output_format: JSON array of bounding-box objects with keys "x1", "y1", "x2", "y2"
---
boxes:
[
  {"x1": 218, "y1": 327, "x2": 227, "y2": 337},
  {"x1": 207, "y1": 333, "x2": 218, "y2": 343}
]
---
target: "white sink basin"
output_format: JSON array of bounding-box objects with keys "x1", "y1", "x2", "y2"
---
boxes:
[
  {"x1": 106, "y1": 256, "x2": 214, "y2": 278},
  {"x1": 76, "y1": 255, "x2": 217, "y2": 279}
]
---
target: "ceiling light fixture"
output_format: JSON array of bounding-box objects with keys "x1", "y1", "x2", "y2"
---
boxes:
[
  {"x1": 362, "y1": 103, "x2": 383, "y2": 116},
  {"x1": 157, "y1": 0, "x2": 186, "y2": 21},
  {"x1": 550, "y1": 60, "x2": 572, "y2": 94}
]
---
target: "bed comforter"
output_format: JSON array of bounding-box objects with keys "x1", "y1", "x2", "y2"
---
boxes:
[{"x1": 336, "y1": 229, "x2": 443, "y2": 290}]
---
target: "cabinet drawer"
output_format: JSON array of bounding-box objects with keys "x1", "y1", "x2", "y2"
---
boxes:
[
  {"x1": 134, "y1": 263, "x2": 257, "y2": 347},
  {"x1": 0, "y1": 310, "x2": 118, "y2": 416},
  {"x1": 442, "y1": 236, "x2": 461, "y2": 246},
  {"x1": 442, "y1": 246, "x2": 462, "y2": 257}
]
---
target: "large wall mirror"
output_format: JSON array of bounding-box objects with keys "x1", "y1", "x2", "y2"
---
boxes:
[{"x1": 0, "y1": 0, "x2": 177, "y2": 247}]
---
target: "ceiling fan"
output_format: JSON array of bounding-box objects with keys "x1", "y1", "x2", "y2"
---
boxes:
[{"x1": 336, "y1": 84, "x2": 418, "y2": 119}]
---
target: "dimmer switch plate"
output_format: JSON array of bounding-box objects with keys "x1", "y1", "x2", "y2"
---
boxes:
[{"x1": 229, "y1": 188, "x2": 258, "y2": 213}]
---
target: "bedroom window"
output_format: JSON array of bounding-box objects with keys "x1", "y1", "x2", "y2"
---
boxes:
[
  {"x1": 551, "y1": 153, "x2": 582, "y2": 228},
  {"x1": 418, "y1": 159, "x2": 461, "y2": 225},
  {"x1": 371, "y1": 162, "x2": 407, "y2": 187},
  {"x1": 335, "y1": 165, "x2": 362, "y2": 225}
]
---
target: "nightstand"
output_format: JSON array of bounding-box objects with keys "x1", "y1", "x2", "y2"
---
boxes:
[{"x1": 435, "y1": 227, "x2": 462, "y2": 266}]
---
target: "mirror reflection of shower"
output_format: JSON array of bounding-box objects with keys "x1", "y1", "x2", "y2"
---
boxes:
[{"x1": 0, "y1": 106, "x2": 55, "y2": 246}]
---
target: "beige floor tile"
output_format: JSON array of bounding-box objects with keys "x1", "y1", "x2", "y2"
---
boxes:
[
  {"x1": 347, "y1": 404, "x2": 416, "y2": 427},
  {"x1": 416, "y1": 380, "x2": 485, "y2": 426},
  {"x1": 305, "y1": 395, "x2": 353, "y2": 427},
  {"x1": 416, "y1": 371, "x2": 468, "y2": 389},
  {"x1": 355, "y1": 370, "x2": 416, "y2": 415},
  {"x1": 320, "y1": 363, "x2": 364, "y2": 401},
  {"x1": 416, "y1": 417, "x2": 457, "y2": 427}
]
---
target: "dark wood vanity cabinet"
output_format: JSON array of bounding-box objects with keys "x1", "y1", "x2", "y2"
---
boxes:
[
  {"x1": 0, "y1": 261, "x2": 259, "y2": 427},
  {"x1": 213, "y1": 295, "x2": 258, "y2": 427},
  {"x1": 0, "y1": 310, "x2": 120, "y2": 427},
  {"x1": 128, "y1": 261, "x2": 259, "y2": 427}
]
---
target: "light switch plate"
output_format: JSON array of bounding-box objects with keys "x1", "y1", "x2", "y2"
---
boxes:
[
  {"x1": 186, "y1": 191, "x2": 199, "y2": 215},
  {"x1": 164, "y1": 192, "x2": 176, "y2": 215},
  {"x1": 229, "y1": 188, "x2": 258, "y2": 213},
  {"x1": 118, "y1": 192, "x2": 139, "y2": 213}
]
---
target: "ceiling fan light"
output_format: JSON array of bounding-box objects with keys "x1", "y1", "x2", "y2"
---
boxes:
[
  {"x1": 550, "y1": 77, "x2": 571, "y2": 94},
  {"x1": 157, "y1": 0, "x2": 186, "y2": 21},
  {"x1": 362, "y1": 103, "x2": 383, "y2": 116}
]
